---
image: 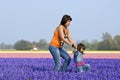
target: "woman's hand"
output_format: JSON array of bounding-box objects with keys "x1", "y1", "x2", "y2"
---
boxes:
[{"x1": 72, "y1": 43, "x2": 77, "y2": 49}]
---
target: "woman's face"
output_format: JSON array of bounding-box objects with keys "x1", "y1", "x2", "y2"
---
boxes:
[{"x1": 64, "y1": 20, "x2": 71, "y2": 27}]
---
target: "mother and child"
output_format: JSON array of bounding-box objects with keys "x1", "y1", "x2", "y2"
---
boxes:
[{"x1": 48, "y1": 14, "x2": 91, "y2": 72}]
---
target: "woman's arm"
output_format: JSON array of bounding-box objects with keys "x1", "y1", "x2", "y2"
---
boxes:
[
  {"x1": 67, "y1": 30, "x2": 77, "y2": 49},
  {"x1": 67, "y1": 30, "x2": 75, "y2": 43},
  {"x1": 58, "y1": 25, "x2": 73, "y2": 46},
  {"x1": 58, "y1": 25, "x2": 77, "y2": 49}
]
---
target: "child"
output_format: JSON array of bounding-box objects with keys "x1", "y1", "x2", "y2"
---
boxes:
[{"x1": 73, "y1": 43, "x2": 91, "y2": 72}]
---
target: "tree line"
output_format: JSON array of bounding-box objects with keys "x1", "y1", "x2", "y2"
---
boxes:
[{"x1": 0, "y1": 32, "x2": 120, "y2": 50}]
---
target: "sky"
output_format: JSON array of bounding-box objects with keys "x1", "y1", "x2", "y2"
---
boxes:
[{"x1": 0, "y1": 0, "x2": 120, "y2": 44}]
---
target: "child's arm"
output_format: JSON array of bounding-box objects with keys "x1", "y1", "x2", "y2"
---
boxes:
[{"x1": 73, "y1": 49, "x2": 77, "y2": 53}]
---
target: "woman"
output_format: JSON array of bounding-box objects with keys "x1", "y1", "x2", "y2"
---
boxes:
[{"x1": 49, "y1": 14, "x2": 77, "y2": 71}]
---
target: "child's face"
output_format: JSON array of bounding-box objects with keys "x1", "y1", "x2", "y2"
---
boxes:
[{"x1": 80, "y1": 48, "x2": 84, "y2": 53}]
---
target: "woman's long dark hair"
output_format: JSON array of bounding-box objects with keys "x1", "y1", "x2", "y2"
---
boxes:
[{"x1": 60, "y1": 14, "x2": 72, "y2": 26}]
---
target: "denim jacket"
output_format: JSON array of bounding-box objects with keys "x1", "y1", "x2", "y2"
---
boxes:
[{"x1": 74, "y1": 51, "x2": 83, "y2": 63}]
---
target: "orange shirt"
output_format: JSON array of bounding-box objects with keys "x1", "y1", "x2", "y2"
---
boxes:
[{"x1": 50, "y1": 26, "x2": 69, "y2": 48}]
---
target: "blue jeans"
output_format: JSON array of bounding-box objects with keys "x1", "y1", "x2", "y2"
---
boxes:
[
  {"x1": 77, "y1": 64, "x2": 91, "y2": 72},
  {"x1": 49, "y1": 45, "x2": 71, "y2": 71}
]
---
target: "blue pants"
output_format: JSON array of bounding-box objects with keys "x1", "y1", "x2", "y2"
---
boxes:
[
  {"x1": 49, "y1": 46, "x2": 71, "y2": 71},
  {"x1": 76, "y1": 64, "x2": 91, "y2": 72}
]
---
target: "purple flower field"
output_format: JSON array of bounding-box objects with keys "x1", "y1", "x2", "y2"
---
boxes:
[{"x1": 0, "y1": 58, "x2": 119, "y2": 80}]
